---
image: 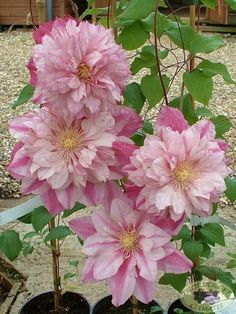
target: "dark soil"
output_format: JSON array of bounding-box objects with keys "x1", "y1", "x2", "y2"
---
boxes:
[
  {"x1": 167, "y1": 299, "x2": 192, "y2": 313},
  {"x1": 92, "y1": 296, "x2": 164, "y2": 314},
  {"x1": 0, "y1": 274, "x2": 12, "y2": 305},
  {"x1": 19, "y1": 291, "x2": 90, "y2": 314}
]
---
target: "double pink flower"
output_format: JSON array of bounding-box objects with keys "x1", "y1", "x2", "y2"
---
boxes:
[{"x1": 70, "y1": 195, "x2": 192, "y2": 306}]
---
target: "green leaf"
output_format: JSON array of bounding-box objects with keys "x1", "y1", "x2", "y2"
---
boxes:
[
  {"x1": 119, "y1": 0, "x2": 156, "y2": 20},
  {"x1": 225, "y1": 177, "x2": 236, "y2": 202},
  {"x1": 64, "y1": 272, "x2": 76, "y2": 280},
  {"x1": 150, "y1": 305, "x2": 162, "y2": 313},
  {"x1": 45, "y1": 226, "x2": 73, "y2": 242},
  {"x1": 123, "y1": 82, "x2": 146, "y2": 114},
  {"x1": 141, "y1": 74, "x2": 169, "y2": 108},
  {"x1": 195, "y1": 107, "x2": 213, "y2": 118},
  {"x1": 117, "y1": 21, "x2": 149, "y2": 50},
  {"x1": 87, "y1": 0, "x2": 95, "y2": 5},
  {"x1": 142, "y1": 120, "x2": 154, "y2": 134},
  {"x1": 18, "y1": 212, "x2": 32, "y2": 224},
  {"x1": 197, "y1": 265, "x2": 218, "y2": 280},
  {"x1": 225, "y1": 0, "x2": 236, "y2": 10},
  {"x1": 69, "y1": 260, "x2": 79, "y2": 268},
  {"x1": 182, "y1": 239, "x2": 203, "y2": 261},
  {"x1": 210, "y1": 115, "x2": 232, "y2": 137},
  {"x1": 197, "y1": 60, "x2": 236, "y2": 84},
  {"x1": 142, "y1": 12, "x2": 172, "y2": 37},
  {"x1": 198, "y1": 266, "x2": 234, "y2": 287},
  {"x1": 182, "y1": 94, "x2": 198, "y2": 125},
  {"x1": 227, "y1": 252, "x2": 236, "y2": 259},
  {"x1": 131, "y1": 46, "x2": 168, "y2": 75},
  {"x1": 159, "y1": 273, "x2": 188, "y2": 292},
  {"x1": 131, "y1": 57, "x2": 152, "y2": 75},
  {"x1": 0, "y1": 230, "x2": 22, "y2": 261},
  {"x1": 201, "y1": 0, "x2": 217, "y2": 9},
  {"x1": 172, "y1": 225, "x2": 191, "y2": 241},
  {"x1": 77, "y1": 236, "x2": 84, "y2": 246},
  {"x1": 189, "y1": 33, "x2": 224, "y2": 54},
  {"x1": 226, "y1": 260, "x2": 236, "y2": 269},
  {"x1": 80, "y1": 7, "x2": 107, "y2": 19},
  {"x1": 131, "y1": 133, "x2": 145, "y2": 146},
  {"x1": 62, "y1": 202, "x2": 86, "y2": 218},
  {"x1": 201, "y1": 243, "x2": 212, "y2": 258},
  {"x1": 23, "y1": 231, "x2": 38, "y2": 239},
  {"x1": 166, "y1": 24, "x2": 196, "y2": 51},
  {"x1": 11, "y1": 84, "x2": 34, "y2": 109},
  {"x1": 22, "y1": 242, "x2": 34, "y2": 257},
  {"x1": 183, "y1": 70, "x2": 213, "y2": 105},
  {"x1": 199, "y1": 223, "x2": 225, "y2": 246},
  {"x1": 31, "y1": 206, "x2": 52, "y2": 232}
]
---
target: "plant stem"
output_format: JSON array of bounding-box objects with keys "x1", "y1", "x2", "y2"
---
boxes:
[
  {"x1": 189, "y1": 5, "x2": 196, "y2": 109},
  {"x1": 131, "y1": 295, "x2": 139, "y2": 314},
  {"x1": 49, "y1": 218, "x2": 61, "y2": 314}
]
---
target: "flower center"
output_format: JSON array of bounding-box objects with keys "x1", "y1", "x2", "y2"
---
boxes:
[
  {"x1": 77, "y1": 63, "x2": 91, "y2": 81},
  {"x1": 58, "y1": 128, "x2": 80, "y2": 152},
  {"x1": 172, "y1": 161, "x2": 197, "y2": 190},
  {"x1": 119, "y1": 230, "x2": 138, "y2": 256}
]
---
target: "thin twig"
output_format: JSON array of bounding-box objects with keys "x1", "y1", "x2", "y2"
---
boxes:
[
  {"x1": 30, "y1": 0, "x2": 36, "y2": 30},
  {"x1": 154, "y1": 0, "x2": 169, "y2": 106}
]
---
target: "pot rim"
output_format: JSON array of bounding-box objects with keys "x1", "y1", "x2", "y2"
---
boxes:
[
  {"x1": 90, "y1": 295, "x2": 164, "y2": 314},
  {"x1": 166, "y1": 298, "x2": 190, "y2": 314}
]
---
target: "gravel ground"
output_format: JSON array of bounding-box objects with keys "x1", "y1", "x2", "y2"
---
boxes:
[{"x1": 0, "y1": 30, "x2": 37, "y2": 198}]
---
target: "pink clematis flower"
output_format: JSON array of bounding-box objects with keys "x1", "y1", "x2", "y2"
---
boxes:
[
  {"x1": 31, "y1": 19, "x2": 130, "y2": 116},
  {"x1": 33, "y1": 16, "x2": 80, "y2": 44},
  {"x1": 125, "y1": 107, "x2": 230, "y2": 221},
  {"x1": 69, "y1": 197, "x2": 192, "y2": 306},
  {"x1": 28, "y1": 17, "x2": 80, "y2": 87},
  {"x1": 8, "y1": 107, "x2": 134, "y2": 215}
]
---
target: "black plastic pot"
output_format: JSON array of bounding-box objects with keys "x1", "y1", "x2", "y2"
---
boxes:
[
  {"x1": 91, "y1": 295, "x2": 164, "y2": 314},
  {"x1": 18, "y1": 291, "x2": 90, "y2": 314},
  {"x1": 167, "y1": 298, "x2": 192, "y2": 314}
]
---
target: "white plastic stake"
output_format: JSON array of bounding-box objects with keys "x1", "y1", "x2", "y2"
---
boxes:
[{"x1": 0, "y1": 196, "x2": 42, "y2": 225}]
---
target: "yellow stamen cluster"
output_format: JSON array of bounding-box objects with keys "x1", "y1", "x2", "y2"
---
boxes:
[
  {"x1": 58, "y1": 129, "x2": 80, "y2": 152},
  {"x1": 119, "y1": 229, "x2": 138, "y2": 257},
  {"x1": 172, "y1": 161, "x2": 198, "y2": 190},
  {"x1": 77, "y1": 63, "x2": 91, "y2": 81}
]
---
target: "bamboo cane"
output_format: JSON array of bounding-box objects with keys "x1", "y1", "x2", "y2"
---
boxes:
[
  {"x1": 36, "y1": 0, "x2": 46, "y2": 24},
  {"x1": 110, "y1": 0, "x2": 117, "y2": 38}
]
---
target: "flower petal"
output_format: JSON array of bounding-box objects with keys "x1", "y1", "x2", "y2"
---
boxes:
[
  {"x1": 69, "y1": 216, "x2": 96, "y2": 241},
  {"x1": 108, "y1": 257, "x2": 136, "y2": 307}
]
